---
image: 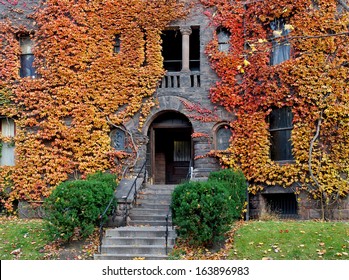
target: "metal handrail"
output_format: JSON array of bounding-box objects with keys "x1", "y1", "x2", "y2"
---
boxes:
[
  {"x1": 98, "y1": 184, "x2": 119, "y2": 253},
  {"x1": 123, "y1": 160, "x2": 147, "y2": 225},
  {"x1": 98, "y1": 160, "x2": 147, "y2": 253},
  {"x1": 165, "y1": 208, "x2": 171, "y2": 255},
  {"x1": 186, "y1": 159, "x2": 193, "y2": 181}
]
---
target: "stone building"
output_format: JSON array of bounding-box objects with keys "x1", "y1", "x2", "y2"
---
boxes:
[
  {"x1": 1, "y1": 0, "x2": 349, "y2": 220},
  {"x1": 121, "y1": 5, "x2": 232, "y2": 185}
]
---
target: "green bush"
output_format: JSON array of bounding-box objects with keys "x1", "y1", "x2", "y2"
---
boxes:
[
  {"x1": 86, "y1": 171, "x2": 118, "y2": 188},
  {"x1": 44, "y1": 173, "x2": 117, "y2": 241},
  {"x1": 208, "y1": 169, "x2": 247, "y2": 220},
  {"x1": 171, "y1": 169, "x2": 247, "y2": 247}
]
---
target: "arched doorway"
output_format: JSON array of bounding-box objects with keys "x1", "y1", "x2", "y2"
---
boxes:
[{"x1": 147, "y1": 111, "x2": 193, "y2": 184}]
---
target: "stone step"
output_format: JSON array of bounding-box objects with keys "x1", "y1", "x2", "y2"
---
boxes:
[
  {"x1": 129, "y1": 214, "x2": 171, "y2": 221},
  {"x1": 95, "y1": 184, "x2": 177, "y2": 261},
  {"x1": 130, "y1": 208, "x2": 172, "y2": 216},
  {"x1": 105, "y1": 227, "x2": 175, "y2": 238},
  {"x1": 101, "y1": 245, "x2": 171, "y2": 255},
  {"x1": 135, "y1": 203, "x2": 170, "y2": 210},
  {"x1": 103, "y1": 237, "x2": 175, "y2": 246},
  {"x1": 94, "y1": 253, "x2": 169, "y2": 260},
  {"x1": 146, "y1": 185, "x2": 177, "y2": 191},
  {"x1": 136, "y1": 198, "x2": 172, "y2": 205},
  {"x1": 136, "y1": 199, "x2": 171, "y2": 205},
  {"x1": 140, "y1": 190, "x2": 174, "y2": 195},
  {"x1": 128, "y1": 220, "x2": 172, "y2": 227}
]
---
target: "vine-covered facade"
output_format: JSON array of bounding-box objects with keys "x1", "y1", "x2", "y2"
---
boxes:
[{"x1": 1, "y1": 0, "x2": 349, "y2": 220}]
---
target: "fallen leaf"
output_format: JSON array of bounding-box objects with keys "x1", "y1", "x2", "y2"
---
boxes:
[{"x1": 10, "y1": 248, "x2": 21, "y2": 255}]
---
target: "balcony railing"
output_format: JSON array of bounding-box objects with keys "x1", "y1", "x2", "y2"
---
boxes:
[{"x1": 158, "y1": 71, "x2": 201, "y2": 89}]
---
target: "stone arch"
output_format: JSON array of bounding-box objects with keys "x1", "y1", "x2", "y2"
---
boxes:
[
  {"x1": 145, "y1": 106, "x2": 193, "y2": 184},
  {"x1": 141, "y1": 96, "x2": 189, "y2": 135}
]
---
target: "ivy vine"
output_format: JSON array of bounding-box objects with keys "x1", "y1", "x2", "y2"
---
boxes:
[
  {"x1": 0, "y1": 0, "x2": 185, "y2": 211},
  {"x1": 200, "y1": 0, "x2": 349, "y2": 218}
]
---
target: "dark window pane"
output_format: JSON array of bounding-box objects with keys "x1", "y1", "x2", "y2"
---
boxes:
[
  {"x1": 110, "y1": 129, "x2": 125, "y2": 151},
  {"x1": 20, "y1": 54, "x2": 36, "y2": 78},
  {"x1": 264, "y1": 193, "x2": 298, "y2": 217},
  {"x1": 270, "y1": 130, "x2": 293, "y2": 161},
  {"x1": 216, "y1": 126, "x2": 232, "y2": 150},
  {"x1": 174, "y1": 141, "x2": 191, "y2": 162},
  {"x1": 114, "y1": 35, "x2": 121, "y2": 53},
  {"x1": 161, "y1": 29, "x2": 182, "y2": 72},
  {"x1": 269, "y1": 107, "x2": 293, "y2": 161},
  {"x1": 270, "y1": 107, "x2": 292, "y2": 129},
  {"x1": 189, "y1": 27, "x2": 200, "y2": 71}
]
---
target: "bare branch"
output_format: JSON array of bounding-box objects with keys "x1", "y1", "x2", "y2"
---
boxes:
[
  {"x1": 308, "y1": 110, "x2": 323, "y2": 191},
  {"x1": 105, "y1": 115, "x2": 140, "y2": 177}
]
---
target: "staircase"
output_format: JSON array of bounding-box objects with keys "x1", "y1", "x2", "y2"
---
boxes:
[{"x1": 94, "y1": 184, "x2": 177, "y2": 260}]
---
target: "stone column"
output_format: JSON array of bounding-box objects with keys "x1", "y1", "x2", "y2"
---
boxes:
[{"x1": 180, "y1": 26, "x2": 192, "y2": 72}]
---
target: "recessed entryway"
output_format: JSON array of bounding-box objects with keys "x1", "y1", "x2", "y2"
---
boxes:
[{"x1": 147, "y1": 111, "x2": 193, "y2": 184}]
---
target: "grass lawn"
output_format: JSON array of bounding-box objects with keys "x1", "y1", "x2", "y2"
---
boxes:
[
  {"x1": 0, "y1": 217, "x2": 50, "y2": 260},
  {"x1": 0, "y1": 216, "x2": 99, "y2": 260},
  {"x1": 170, "y1": 220, "x2": 349, "y2": 260},
  {"x1": 230, "y1": 220, "x2": 349, "y2": 260},
  {"x1": 2, "y1": 216, "x2": 349, "y2": 260}
]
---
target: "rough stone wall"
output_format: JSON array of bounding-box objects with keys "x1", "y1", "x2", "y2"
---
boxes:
[
  {"x1": 130, "y1": 1, "x2": 233, "y2": 179},
  {"x1": 249, "y1": 190, "x2": 349, "y2": 220},
  {"x1": 298, "y1": 192, "x2": 349, "y2": 220}
]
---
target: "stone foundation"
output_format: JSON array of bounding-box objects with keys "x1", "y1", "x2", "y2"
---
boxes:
[
  {"x1": 18, "y1": 201, "x2": 45, "y2": 219},
  {"x1": 249, "y1": 189, "x2": 349, "y2": 220}
]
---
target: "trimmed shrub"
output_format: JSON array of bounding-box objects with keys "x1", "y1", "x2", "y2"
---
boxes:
[
  {"x1": 171, "y1": 169, "x2": 247, "y2": 246},
  {"x1": 86, "y1": 171, "x2": 118, "y2": 188},
  {"x1": 208, "y1": 169, "x2": 247, "y2": 220},
  {"x1": 44, "y1": 173, "x2": 116, "y2": 241},
  {"x1": 171, "y1": 181, "x2": 234, "y2": 246}
]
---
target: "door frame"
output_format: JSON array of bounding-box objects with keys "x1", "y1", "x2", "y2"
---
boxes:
[{"x1": 149, "y1": 122, "x2": 193, "y2": 184}]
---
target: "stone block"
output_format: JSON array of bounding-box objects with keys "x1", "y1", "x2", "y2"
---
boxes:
[
  {"x1": 18, "y1": 201, "x2": 45, "y2": 219},
  {"x1": 309, "y1": 209, "x2": 322, "y2": 219},
  {"x1": 333, "y1": 209, "x2": 349, "y2": 220}
]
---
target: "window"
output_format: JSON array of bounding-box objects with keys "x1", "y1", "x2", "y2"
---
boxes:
[
  {"x1": 270, "y1": 18, "x2": 291, "y2": 65},
  {"x1": 161, "y1": 26, "x2": 200, "y2": 72},
  {"x1": 216, "y1": 125, "x2": 232, "y2": 150},
  {"x1": 174, "y1": 141, "x2": 191, "y2": 162},
  {"x1": 161, "y1": 29, "x2": 182, "y2": 71},
  {"x1": 114, "y1": 34, "x2": 121, "y2": 53},
  {"x1": 263, "y1": 193, "x2": 298, "y2": 219},
  {"x1": 217, "y1": 27, "x2": 230, "y2": 53},
  {"x1": 189, "y1": 27, "x2": 200, "y2": 71},
  {"x1": 19, "y1": 35, "x2": 36, "y2": 78},
  {"x1": 110, "y1": 128, "x2": 125, "y2": 151},
  {"x1": 0, "y1": 118, "x2": 15, "y2": 166},
  {"x1": 269, "y1": 107, "x2": 293, "y2": 161}
]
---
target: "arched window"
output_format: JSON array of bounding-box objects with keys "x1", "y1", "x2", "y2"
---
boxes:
[
  {"x1": 217, "y1": 27, "x2": 230, "y2": 53},
  {"x1": 216, "y1": 124, "x2": 232, "y2": 150},
  {"x1": 110, "y1": 128, "x2": 125, "y2": 151}
]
